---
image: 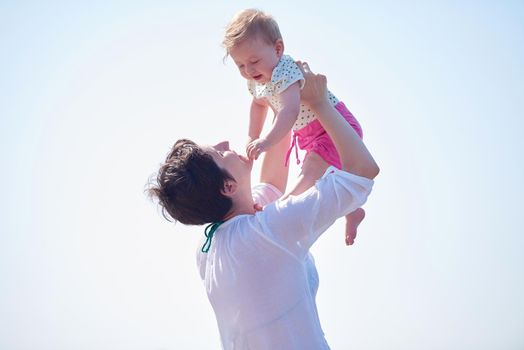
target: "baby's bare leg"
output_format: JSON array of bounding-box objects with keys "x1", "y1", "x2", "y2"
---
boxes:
[{"x1": 283, "y1": 152, "x2": 329, "y2": 199}]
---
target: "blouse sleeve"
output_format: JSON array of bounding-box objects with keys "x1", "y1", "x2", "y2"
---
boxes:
[
  {"x1": 252, "y1": 183, "x2": 283, "y2": 207},
  {"x1": 271, "y1": 55, "x2": 305, "y2": 94},
  {"x1": 259, "y1": 167, "x2": 374, "y2": 259}
]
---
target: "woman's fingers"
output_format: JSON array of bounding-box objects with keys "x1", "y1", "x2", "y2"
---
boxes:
[
  {"x1": 297, "y1": 60, "x2": 329, "y2": 105},
  {"x1": 297, "y1": 61, "x2": 327, "y2": 85},
  {"x1": 296, "y1": 60, "x2": 311, "y2": 77},
  {"x1": 317, "y1": 74, "x2": 327, "y2": 85},
  {"x1": 302, "y1": 61, "x2": 311, "y2": 73},
  {"x1": 296, "y1": 60, "x2": 326, "y2": 88}
]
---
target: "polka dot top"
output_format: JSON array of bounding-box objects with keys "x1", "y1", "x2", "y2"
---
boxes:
[{"x1": 248, "y1": 55, "x2": 339, "y2": 131}]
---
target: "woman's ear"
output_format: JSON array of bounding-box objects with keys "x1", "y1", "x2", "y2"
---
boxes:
[{"x1": 221, "y1": 179, "x2": 238, "y2": 197}]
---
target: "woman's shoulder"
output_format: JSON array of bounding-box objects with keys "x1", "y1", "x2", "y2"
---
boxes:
[{"x1": 252, "y1": 182, "x2": 283, "y2": 207}]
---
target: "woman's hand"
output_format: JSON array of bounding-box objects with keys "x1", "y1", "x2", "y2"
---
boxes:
[
  {"x1": 296, "y1": 61, "x2": 329, "y2": 108},
  {"x1": 296, "y1": 62, "x2": 379, "y2": 179}
]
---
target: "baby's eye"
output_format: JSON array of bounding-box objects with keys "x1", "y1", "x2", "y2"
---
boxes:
[
  {"x1": 238, "y1": 64, "x2": 245, "y2": 69},
  {"x1": 251, "y1": 60, "x2": 260, "y2": 64}
]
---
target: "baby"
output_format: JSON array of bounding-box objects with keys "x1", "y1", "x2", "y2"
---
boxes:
[{"x1": 223, "y1": 9, "x2": 366, "y2": 245}]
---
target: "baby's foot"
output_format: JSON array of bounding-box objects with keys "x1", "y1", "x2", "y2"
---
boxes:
[{"x1": 345, "y1": 208, "x2": 366, "y2": 246}]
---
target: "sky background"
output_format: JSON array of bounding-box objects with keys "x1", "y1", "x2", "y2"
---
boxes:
[{"x1": 1, "y1": 1, "x2": 523, "y2": 349}]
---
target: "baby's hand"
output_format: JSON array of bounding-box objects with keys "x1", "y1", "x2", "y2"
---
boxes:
[
  {"x1": 246, "y1": 138, "x2": 269, "y2": 160},
  {"x1": 245, "y1": 136, "x2": 254, "y2": 157},
  {"x1": 246, "y1": 136, "x2": 256, "y2": 148}
]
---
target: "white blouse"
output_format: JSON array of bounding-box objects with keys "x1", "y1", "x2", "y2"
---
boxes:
[{"x1": 196, "y1": 167, "x2": 374, "y2": 349}]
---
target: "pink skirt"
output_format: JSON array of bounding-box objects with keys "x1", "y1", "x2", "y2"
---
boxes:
[{"x1": 285, "y1": 101, "x2": 363, "y2": 169}]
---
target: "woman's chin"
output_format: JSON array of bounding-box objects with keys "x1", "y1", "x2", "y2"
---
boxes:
[{"x1": 243, "y1": 157, "x2": 254, "y2": 172}]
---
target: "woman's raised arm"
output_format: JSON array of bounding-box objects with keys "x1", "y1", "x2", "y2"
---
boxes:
[{"x1": 298, "y1": 62, "x2": 379, "y2": 179}]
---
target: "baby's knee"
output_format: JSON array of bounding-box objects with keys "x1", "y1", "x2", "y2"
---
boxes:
[{"x1": 302, "y1": 152, "x2": 329, "y2": 179}]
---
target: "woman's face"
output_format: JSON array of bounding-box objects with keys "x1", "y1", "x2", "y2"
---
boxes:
[{"x1": 204, "y1": 141, "x2": 253, "y2": 184}]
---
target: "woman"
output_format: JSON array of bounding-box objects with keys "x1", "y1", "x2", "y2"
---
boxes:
[{"x1": 148, "y1": 63, "x2": 379, "y2": 349}]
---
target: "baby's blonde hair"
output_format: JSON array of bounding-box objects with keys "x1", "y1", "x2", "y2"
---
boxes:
[{"x1": 222, "y1": 9, "x2": 282, "y2": 57}]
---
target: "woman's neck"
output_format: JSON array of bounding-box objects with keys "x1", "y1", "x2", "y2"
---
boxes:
[{"x1": 223, "y1": 190, "x2": 256, "y2": 221}]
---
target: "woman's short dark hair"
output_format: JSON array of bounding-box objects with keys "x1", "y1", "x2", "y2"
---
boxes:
[{"x1": 147, "y1": 139, "x2": 234, "y2": 225}]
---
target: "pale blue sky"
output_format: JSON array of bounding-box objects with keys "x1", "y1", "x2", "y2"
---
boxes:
[{"x1": 1, "y1": 1, "x2": 523, "y2": 349}]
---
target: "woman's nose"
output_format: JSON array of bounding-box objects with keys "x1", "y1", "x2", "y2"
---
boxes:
[{"x1": 214, "y1": 141, "x2": 230, "y2": 151}]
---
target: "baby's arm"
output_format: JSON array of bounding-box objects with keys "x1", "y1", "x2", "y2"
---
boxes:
[
  {"x1": 247, "y1": 82, "x2": 300, "y2": 160},
  {"x1": 248, "y1": 98, "x2": 268, "y2": 143}
]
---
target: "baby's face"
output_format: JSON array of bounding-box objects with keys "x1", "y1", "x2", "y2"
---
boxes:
[{"x1": 230, "y1": 37, "x2": 283, "y2": 84}]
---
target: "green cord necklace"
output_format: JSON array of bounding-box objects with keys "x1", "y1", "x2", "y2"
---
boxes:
[{"x1": 201, "y1": 221, "x2": 224, "y2": 253}]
